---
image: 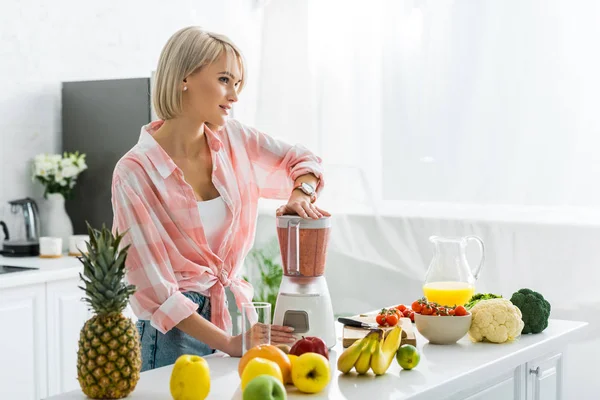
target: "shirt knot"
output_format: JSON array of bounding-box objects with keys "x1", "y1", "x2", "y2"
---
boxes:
[{"x1": 219, "y1": 269, "x2": 231, "y2": 287}]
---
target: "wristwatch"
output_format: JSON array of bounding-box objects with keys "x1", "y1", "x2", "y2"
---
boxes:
[{"x1": 293, "y1": 182, "x2": 317, "y2": 203}]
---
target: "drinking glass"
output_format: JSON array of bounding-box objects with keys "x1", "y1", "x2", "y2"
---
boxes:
[{"x1": 241, "y1": 302, "x2": 271, "y2": 354}]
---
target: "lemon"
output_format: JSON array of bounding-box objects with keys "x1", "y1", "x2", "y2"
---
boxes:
[{"x1": 396, "y1": 344, "x2": 420, "y2": 370}]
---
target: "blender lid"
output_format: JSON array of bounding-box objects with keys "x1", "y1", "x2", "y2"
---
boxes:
[{"x1": 276, "y1": 215, "x2": 331, "y2": 229}]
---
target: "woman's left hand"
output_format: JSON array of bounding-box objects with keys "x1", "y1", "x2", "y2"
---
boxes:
[{"x1": 276, "y1": 191, "x2": 331, "y2": 219}]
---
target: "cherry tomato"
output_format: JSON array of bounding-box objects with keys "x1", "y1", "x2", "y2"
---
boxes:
[
  {"x1": 448, "y1": 309, "x2": 456, "y2": 316},
  {"x1": 421, "y1": 305, "x2": 434, "y2": 315},
  {"x1": 411, "y1": 301, "x2": 422, "y2": 313},
  {"x1": 386, "y1": 313, "x2": 399, "y2": 326},
  {"x1": 376, "y1": 308, "x2": 399, "y2": 327},
  {"x1": 390, "y1": 308, "x2": 402, "y2": 317},
  {"x1": 397, "y1": 304, "x2": 407, "y2": 313},
  {"x1": 409, "y1": 311, "x2": 415, "y2": 322},
  {"x1": 454, "y1": 305, "x2": 468, "y2": 316},
  {"x1": 403, "y1": 309, "x2": 412, "y2": 318}
]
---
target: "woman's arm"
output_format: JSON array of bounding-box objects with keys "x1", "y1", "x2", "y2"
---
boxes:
[
  {"x1": 176, "y1": 313, "x2": 294, "y2": 357},
  {"x1": 235, "y1": 121, "x2": 326, "y2": 201},
  {"x1": 276, "y1": 172, "x2": 331, "y2": 219},
  {"x1": 175, "y1": 313, "x2": 239, "y2": 355}
]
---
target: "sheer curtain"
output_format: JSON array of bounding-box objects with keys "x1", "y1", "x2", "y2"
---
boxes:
[
  {"x1": 255, "y1": 0, "x2": 600, "y2": 212},
  {"x1": 252, "y1": 3, "x2": 600, "y2": 396}
]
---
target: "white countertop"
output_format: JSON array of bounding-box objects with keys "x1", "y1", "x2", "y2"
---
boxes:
[
  {"x1": 45, "y1": 319, "x2": 587, "y2": 400},
  {"x1": 0, "y1": 254, "x2": 82, "y2": 289}
]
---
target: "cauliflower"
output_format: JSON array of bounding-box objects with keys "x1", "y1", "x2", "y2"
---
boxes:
[{"x1": 468, "y1": 298, "x2": 525, "y2": 343}]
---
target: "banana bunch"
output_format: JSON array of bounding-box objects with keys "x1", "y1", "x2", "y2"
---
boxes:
[{"x1": 337, "y1": 325, "x2": 403, "y2": 375}]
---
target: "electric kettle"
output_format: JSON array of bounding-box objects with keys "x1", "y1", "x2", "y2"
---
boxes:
[{"x1": 0, "y1": 197, "x2": 41, "y2": 257}]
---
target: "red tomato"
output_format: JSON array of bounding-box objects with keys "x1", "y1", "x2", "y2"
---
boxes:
[
  {"x1": 396, "y1": 304, "x2": 407, "y2": 313},
  {"x1": 448, "y1": 309, "x2": 456, "y2": 316},
  {"x1": 421, "y1": 305, "x2": 434, "y2": 315},
  {"x1": 409, "y1": 311, "x2": 415, "y2": 323},
  {"x1": 385, "y1": 313, "x2": 399, "y2": 327},
  {"x1": 411, "y1": 301, "x2": 422, "y2": 313},
  {"x1": 403, "y1": 309, "x2": 412, "y2": 318},
  {"x1": 454, "y1": 306, "x2": 468, "y2": 316},
  {"x1": 390, "y1": 308, "x2": 402, "y2": 317},
  {"x1": 376, "y1": 309, "x2": 399, "y2": 327}
]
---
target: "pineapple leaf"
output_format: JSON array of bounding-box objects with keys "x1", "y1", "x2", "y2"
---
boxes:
[{"x1": 78, "y1": 221, "x2": 136, "y2": 316}]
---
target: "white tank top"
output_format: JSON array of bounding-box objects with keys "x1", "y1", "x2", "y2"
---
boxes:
[{"x1": 197, "y1": 196, "x2": 229, "y2": 252}]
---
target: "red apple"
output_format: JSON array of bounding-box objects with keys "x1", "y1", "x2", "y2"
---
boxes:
[{"x1": 289, "y1": 336, "x2": 329, "y2": 360}]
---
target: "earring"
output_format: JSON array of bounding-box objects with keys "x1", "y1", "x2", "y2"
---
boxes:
[{"x1": 183, "y1": 86, "x2": 188, "y2": 91}]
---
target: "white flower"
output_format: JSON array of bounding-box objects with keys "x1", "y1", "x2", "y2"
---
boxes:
[
  {"x1": 60, "y1": 157, "x2": 74, "y2": 169},
  {"x1": 61, "y1": 165, "x2": 80, "y2": 179},
  {"x1": 49, "y1": 154, "x2": 62, "y2": 165},
  {"x1": 78, "y1": 160, "x2": 88, "y2": 172},
  {"x1": 58, "y1": 179, "x2": 68, "y2": 187},
  {"x1": 35, "y1": 160, "x2": 55, "y2": 177}
]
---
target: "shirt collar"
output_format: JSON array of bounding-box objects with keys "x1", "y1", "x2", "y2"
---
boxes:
[{"x1": 138, "y1": 120, "x2": 223, "y2": 179}]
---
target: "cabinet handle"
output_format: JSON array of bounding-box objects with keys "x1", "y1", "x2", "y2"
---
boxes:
[{"x1": 529, "y1": 366, "x2": 540, "y2": 375}]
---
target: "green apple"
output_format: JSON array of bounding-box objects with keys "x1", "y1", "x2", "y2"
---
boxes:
[{"x1": 243, "y1": 375, "x2": 287, "y2": 400}]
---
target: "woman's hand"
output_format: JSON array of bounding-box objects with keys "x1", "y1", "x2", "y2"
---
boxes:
[
  {"x1": 271, "y1": 324, "x2": 296, "y2": 345},
  {"x1": 276, "y1": 191, "x2": 331, "y2": 219},
  {"x1": 224, "y1": 324, "x2": 296, "y2": 357}
]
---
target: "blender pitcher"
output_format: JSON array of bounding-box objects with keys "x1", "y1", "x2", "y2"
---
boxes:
[
  {"x1": 422, "y1": 235, "x2": 485, "y2": 307},
  {"x1": 276, "y1": 216, "x2": 330, "y2": 277}
]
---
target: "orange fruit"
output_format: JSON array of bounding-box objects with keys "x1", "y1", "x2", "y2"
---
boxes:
[{"x1": 238, "y1": 344, "x2": 292, "y2": 384}]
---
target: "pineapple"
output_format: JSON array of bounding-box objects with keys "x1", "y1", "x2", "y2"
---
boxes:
[{"x1": 76, "y1": 222, "x2": 141, "y2": 399}]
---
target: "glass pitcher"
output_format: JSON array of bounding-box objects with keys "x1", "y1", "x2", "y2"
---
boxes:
[{"x1": 422, "y1": 235, "x2": 485, "y2": 307}]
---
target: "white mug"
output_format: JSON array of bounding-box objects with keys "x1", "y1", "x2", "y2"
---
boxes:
[
  {"x1": 69, "y1": 235, "x2": 90, "y2": 256},
  {"x1": 39, "y1": 237, "x2": 62, "y2": 258}
]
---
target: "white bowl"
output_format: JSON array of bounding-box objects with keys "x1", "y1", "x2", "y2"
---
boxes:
[{"x1": 414, "y1": 313, "x2": 472, "y2": 344}]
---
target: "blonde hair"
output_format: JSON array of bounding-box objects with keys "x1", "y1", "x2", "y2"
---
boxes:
[{"x1": 153, "y1": 26, "x2": 246, "y2": 120}]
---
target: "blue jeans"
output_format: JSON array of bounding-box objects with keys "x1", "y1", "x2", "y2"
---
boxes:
[{"x1": 136, "y1": 291, "x2": 215, "y2": 371}]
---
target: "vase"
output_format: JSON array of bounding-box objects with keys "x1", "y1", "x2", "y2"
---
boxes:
[{"x1": 40, "y1": 193, "x2": 74, "y2": 253}]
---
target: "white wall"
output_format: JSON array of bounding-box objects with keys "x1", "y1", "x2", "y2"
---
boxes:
[{"x1": 0, "y1": 0, "x2": 263, "y2": 237}]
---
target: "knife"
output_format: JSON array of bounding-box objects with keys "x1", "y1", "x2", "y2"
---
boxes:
[{"x1": 337, "y1": 317, "x2": 379, "y2": 329}]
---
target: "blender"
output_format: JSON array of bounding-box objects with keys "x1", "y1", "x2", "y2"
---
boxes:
[{"x1": 272, "y1": 215, "x2": 336, "y2": 349}]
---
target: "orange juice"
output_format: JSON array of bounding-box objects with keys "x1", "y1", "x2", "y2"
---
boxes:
[{"x1": 422, "y1": 281, "x2": 475, "y2": 307}]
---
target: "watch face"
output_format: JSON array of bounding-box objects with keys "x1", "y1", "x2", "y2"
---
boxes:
[{"x1": 301, "y1": 182, "x2": 315, "y2": 195}]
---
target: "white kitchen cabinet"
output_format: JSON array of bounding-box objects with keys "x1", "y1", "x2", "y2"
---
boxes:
[
  {"x1": 448, "y1": 366, "x2": 527, "y2": 400},
  {"x1": 46, "y1": 279, "x2": 92, "y2": 397},
  {"x1": 448, "y1": 351, "x2": 564, "y2": 400},
  {"x1": 527, "y1": 352, "x2": 563, "y2": 400},
  {"x1": 0, "y1": 283, "x2": 47, "y2": 400}
]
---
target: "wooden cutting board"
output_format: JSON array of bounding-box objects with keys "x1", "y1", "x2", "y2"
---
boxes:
[{"x1": 342, "y1": 314, "x2": 417, "y2": 348}]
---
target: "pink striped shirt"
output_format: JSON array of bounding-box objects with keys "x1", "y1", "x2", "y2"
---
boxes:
[{"x1": 111, "y1": 119, "x2": 324, "y2": 335}]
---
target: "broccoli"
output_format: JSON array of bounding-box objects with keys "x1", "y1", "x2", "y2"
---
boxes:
[
  {"x1": 465, "y1": 293, "x2": 502, "y2": 310},
  {"x1": 510, "y1": 288, "x2": 551, "y2": 334}
]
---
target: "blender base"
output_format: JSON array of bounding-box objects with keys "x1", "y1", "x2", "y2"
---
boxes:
[{"x1": 273, "y1": 276, "x2": 337, "y2": 349}]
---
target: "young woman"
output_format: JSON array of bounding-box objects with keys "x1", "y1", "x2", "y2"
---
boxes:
[{"x1": 111, "y1": 26, "x2": 329, "y2": 371}]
